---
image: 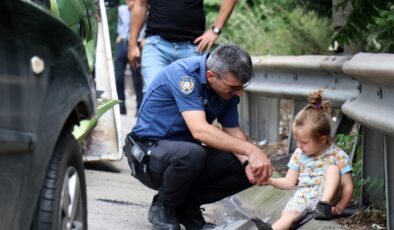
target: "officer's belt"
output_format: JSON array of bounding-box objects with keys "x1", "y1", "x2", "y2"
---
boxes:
[{"x1": 129, "y1": 134, "x2": 156, "y2": 147}]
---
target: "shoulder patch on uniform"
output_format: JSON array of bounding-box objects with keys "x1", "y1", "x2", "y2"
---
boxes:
[{"x1": 179, "y1": 76, "x2": 195, "y2": 95}]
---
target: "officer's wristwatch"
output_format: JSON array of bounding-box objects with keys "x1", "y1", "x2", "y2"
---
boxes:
[
  {"x1": 242, "y1": 159, "x2": 249, "y2": 168},
  {"x1": 211, "y1": 26, "x2": 222, "y2": 35}
]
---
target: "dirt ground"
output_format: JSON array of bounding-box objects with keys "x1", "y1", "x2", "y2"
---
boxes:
[{"x1": 342, "y1": 208, "x2": 386, "y2": 229}]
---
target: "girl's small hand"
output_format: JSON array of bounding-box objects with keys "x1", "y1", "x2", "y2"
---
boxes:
[
  {"x1": 332, "y1": 204, "x2": 345, "y2": 215},
  {"x1": 259, "y1": 178, "x2": 271, "y2": 186},
  {"x1": 245, "y1": 164, "x2": 256, "y2": 185}
]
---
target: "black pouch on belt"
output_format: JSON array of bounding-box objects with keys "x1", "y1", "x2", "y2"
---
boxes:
[
  {"x1": 124, "y1": 134, "x2": 149, "y2": 163},
  {"x1": 123, "y1": 134, "x2": 161, "y2": 189}
]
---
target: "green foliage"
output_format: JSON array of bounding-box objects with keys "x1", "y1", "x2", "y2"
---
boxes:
[
  {"x1": 334, "y1": 0, "x2": 394, "y2": 52},
  {"x1": 205, "y1": 0, "x2": 332, "y2": 55},
  {"x1": 336, "y1": 133, "x2": 356, "y2": 154},
  {"x1": 106, "y1": 7, "x2": 118, "y2": 57},
  {"x1": 336, "y1": 133, "x2": 385, "y2": 207},
  {"x1": 336, "y1": 133, "x2": 365, "y2": 203},
  {"x1": 351, "y1": 159, "x2": 367, "y2": 203},
  {"x1": 365, "y1": 9, "x2": 394, "y2": 52},
  {"x1": 73, "y1": 98, "x2": 120, "y2": 142},
  {"x1": 294, "y1": 0, "x2": 332, "y2": 18}
]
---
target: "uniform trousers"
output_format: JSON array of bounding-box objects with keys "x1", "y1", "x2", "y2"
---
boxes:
[{"x1": 126, "y1": 139, "x2": 252, "y2": 208}]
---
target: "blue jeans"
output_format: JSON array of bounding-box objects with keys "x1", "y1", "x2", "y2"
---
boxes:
[
  {"x1": 141, "y1": 35, "x2": 202, "y2": 92},
  {"x1": 115, "y1": 40, "x2": 143, "y2": 111}
]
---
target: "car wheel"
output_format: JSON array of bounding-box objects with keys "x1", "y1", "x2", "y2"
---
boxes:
[{"x1": 35, "y1": 132, "x2": 87, "y2": 230}]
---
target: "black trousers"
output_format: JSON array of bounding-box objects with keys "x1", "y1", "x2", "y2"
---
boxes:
[
  {"x1": 125, "y1": 139, "x2": 252, "y2": 208},
  {"x1": 115, "y1": 40, "x2": 143, "y2": 111}
]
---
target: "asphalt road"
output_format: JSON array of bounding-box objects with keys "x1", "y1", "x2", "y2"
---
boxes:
[{"x1": 85, "y1": 91, "x2": 157, "y2": 230}]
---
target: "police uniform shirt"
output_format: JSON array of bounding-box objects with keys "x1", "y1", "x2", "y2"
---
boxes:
[{"x1": 132, "y1": 54, "x2": 240, "y2": 142}]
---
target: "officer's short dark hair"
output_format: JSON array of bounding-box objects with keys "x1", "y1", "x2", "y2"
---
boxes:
[{"x1": 206, "y1": 44, "x2": 254, "y2": 84}]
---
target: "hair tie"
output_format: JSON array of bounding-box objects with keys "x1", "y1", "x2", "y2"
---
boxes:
[{"x1": 314, "y1": 103, "x2": 321, "y2": 110}]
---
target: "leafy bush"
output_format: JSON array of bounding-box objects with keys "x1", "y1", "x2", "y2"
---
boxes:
[
  {"x1": 336, "y1": 133, "x2": 364, "y2": 203},
  {"x1": 336, "y1": 133, "x2": 385, "y2": 207},
  {"x1": 205, "y1": 0, "x2": 332, "y2": 55},
  {"x1": 334, "y1": 0, "x2": 394, "y2": 52},
  {"x1": 106, "y1": 7, "x2": 118, "y2": 56}
]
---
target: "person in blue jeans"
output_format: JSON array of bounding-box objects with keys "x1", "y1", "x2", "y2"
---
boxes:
[
  {"x1": 115, "y1": 0, "x2": 146, "y2": 115},
  {"x1": 128, "y1": 0, "x2": 238, "y2": 93}
]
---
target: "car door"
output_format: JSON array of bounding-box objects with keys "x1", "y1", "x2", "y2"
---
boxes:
[{"x1": 0, "y1": 4, "x2": 36, "y2": 228}]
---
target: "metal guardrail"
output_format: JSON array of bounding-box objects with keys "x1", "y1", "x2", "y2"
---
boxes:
[
  {"x1": 241, "y1": 55, "x2": 359, "y2": 147},
  {"x1": 342, "y1": 53, "x2": 394, "y2": 230},
  {"x1": 249, "y1": 55, "x2": 356, "y2": 106},
  {"x1": 243, "y1": 53, "x2": 394, "y2": 229}
]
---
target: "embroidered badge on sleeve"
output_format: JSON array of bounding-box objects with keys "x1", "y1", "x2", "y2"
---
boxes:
[{"x1": 179, "y1": 76, "x2": 195, "y2": 95}]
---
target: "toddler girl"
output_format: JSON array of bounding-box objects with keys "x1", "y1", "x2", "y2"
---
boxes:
[{"x1": 263, "y1": 90, "x2": 354, "y2": 230}]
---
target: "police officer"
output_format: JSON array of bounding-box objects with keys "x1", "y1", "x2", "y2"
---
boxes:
[{"x1": 124, "y1": 44, "x2": 273, "y2": 230}]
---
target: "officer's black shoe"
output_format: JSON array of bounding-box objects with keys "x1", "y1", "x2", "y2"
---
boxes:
[
  {"x1": 177, "y1": 205, "x2": 215, "y2": 230},
  {"x1": 148, "y1": 195, "x2": 181, "y2": 230},
  {"x1": 148, "y1": 195, "x2": 159, "y2": 221},
  {"x1": 314, "y1": 201, "x2": 333, "y2": 220}
]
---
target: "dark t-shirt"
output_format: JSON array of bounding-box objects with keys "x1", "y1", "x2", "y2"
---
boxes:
[{"x1": 145, "y1": 0, "x2": 205, "y2": 41}]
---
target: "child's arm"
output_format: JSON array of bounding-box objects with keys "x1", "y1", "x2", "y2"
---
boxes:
[
  {"x1": 332, "y1": 172, "x2": 353, "y2": 215},
  {"x1": 265, "y1": 169, "x2": 299, "y2": 190}
]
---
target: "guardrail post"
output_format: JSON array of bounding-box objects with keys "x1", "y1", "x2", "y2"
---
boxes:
[
  {"x1": 332, "y1": 111, "x2": 354, "y2": 136},
  {"x1": 256, "y1": 96, "x2": 267, "y2": 144},
  {"x1": 287, "y1": 100, "x2": 305, "y2": 154},
  {"x1": 239, "y1": 92, "x2": 250, "y2": 135},
  {"x1": 385, "y1": 135, "x2": 394, "y2": 230},
  {"x1": 362, "y1": 126, "x2": 385, "y2": 207},
  {"x1": 246, "y1": 95, "x2": 279, "y2": 145},
  {"x1": 266, "y1": 97, "x2": 279, "y2": 144},
  {"x1": 249, "y1": 94, "x2": 260, "y2": 142}
]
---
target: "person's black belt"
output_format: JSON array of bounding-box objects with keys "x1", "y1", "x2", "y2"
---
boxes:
[
  {"x1": 119, "y1": 38, "x2": 128, "y2": 44},
  {"x1": 138, "y1": 139, "x2": 156, "y2": 147}
]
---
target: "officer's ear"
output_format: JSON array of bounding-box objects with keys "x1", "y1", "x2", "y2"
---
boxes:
[{"x1": 206, "y1": 70, "x2": 216, "y2": 83}]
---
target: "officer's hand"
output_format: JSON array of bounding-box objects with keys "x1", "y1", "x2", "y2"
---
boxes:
[
  {"x1": 248, "y1": 149, "x2": 273, "y2": 182},
  {"x1": 128, "y1": 44, "x2": 141, "y2": 69},
  {"x1": 194, "y1": 29, "x2": 219, "y2": 53},
  {"x1": 245, "y1": 164, "x2": 257, "y2": 185}
]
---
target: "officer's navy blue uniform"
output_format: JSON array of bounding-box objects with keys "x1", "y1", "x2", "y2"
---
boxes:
[{"x1": 129, "y1": 54, "x2": 252, "y2": 208}]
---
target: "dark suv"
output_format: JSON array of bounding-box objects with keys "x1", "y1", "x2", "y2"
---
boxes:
[{"x1": 0, "y1": 0, "x2": 97, "y2": 229}]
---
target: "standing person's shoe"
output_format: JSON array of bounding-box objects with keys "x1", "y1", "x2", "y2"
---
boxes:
[
  {"x1": 177, "y1": 204, "x2": 215, "y2": 230},
  {"x1": 314, "y1": 201, "x2": 333, "y2": 220},
  {"x1": 148, "y1": 195, "x2": 181, "y2": 230},
  {"x1": 119, "y1": 102, "x2": 127, "y2": 115}
]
